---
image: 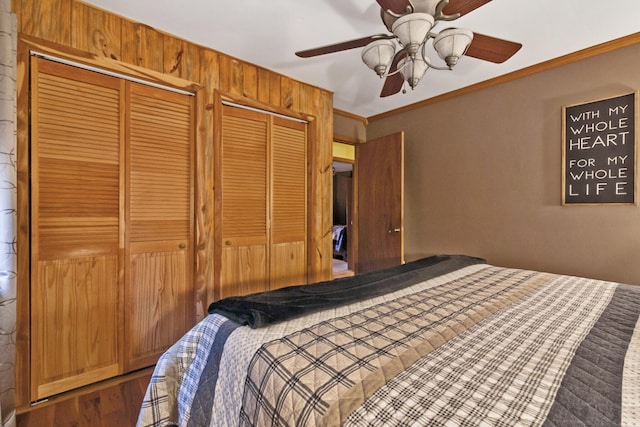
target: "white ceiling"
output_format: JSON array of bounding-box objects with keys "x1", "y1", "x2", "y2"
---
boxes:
[{"x1": 83, "y1": 0, "x2": 640, "y2": 118}]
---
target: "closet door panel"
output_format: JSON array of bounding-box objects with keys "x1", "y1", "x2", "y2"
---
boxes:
[
  {"x1": 34, "y1": 257, "x2": 120, "y2": 399},
  {"x1": 125, "y1": 82, "x2": 194, "y2": 371},
  {"x1": 219, "y1": 106, "x2": 268, "y2": 297},
  {"x1": 30, "y1": 58, "x2": 124, "y2": 399},
  {"x1": 220, "y1": 245, "x2": 267, "y2": 298},
  {"x1": 270, "y1": 242, "x2": 305, "y2": 290},
  {"x1": 127, "y1": 242, "x2": 189, "y2": 369},
  {"x1": 270, "y1": 118, "x2": 307, "y2": 289}
]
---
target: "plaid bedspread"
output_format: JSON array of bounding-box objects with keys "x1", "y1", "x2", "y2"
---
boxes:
[{"x1": 137, "y1": 262, "x2": 640, "y2": 427}]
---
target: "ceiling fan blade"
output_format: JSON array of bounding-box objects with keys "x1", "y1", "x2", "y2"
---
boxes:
[
  {"x1": 465, "y1": 33, "x2": 522, "y2": 64},
  {"x1": 376, "y1": 0, "x2": 413, "y2": 15},
  {"x1": 295, "y1": 35, "x2": 391, "y2": 58},
  {"x1": 380, "y1": 73, "x2": 404, "y2": 97},
  {"x1": 442, "y1": 0, "x2": 492, "y2": 17},
  {"x1": 380, "y1": 52, "x2": 406, "y2": 97}
]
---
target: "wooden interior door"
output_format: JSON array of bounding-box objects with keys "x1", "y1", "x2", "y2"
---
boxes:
[
  {"x1": 270, "y1": 117, "x2": 307, "y2": 290},
  {"x1": 356, "y1": 132, "x2": 404, "y2": 273},
  {"x1": 30, "y1": 57, "x2": 124, "y2": 399},
  {"x1": 125, "y1": 82, "x2": 194, "y2": 371},
  {"x1": 218, "y1": 106, "x2": 269, "y2": 298}
]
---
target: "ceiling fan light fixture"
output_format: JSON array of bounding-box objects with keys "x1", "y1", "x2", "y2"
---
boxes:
[
  {"x1": 295, "y1": 0, "x2": 522, "y2": 98},
  {"x1": 398, "y1": 56, "x2": 429, "y2": 89},
  {"x1": 433, "y1": 28, "x2": 474, "y2": 69},
  {"x1": 362, "y1": 39, "x2": 396, "y2": 77},
  {"x1": 391, "y1": 12, "x2": 434, "y2": 57}
]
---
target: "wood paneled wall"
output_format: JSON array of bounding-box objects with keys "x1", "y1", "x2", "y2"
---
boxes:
[{"x1": 12, "y1": 0, "x2": 333, "y2": 410}]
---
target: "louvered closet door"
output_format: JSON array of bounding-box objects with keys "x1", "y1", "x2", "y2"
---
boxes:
[
  {"x1": 30, "y1": 57, "x2": 124, "y2": 399},
  {"x1": 125, "y1": 82, "x2": 194, "y2": 371},
  {"x1": 219, "y1": 106, "x2": 268, "y2": 298},
  {"x1": 270, "y1": 117, "x2": 307, "y2": 290}
]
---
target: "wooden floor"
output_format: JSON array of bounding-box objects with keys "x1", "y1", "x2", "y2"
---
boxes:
[
  {"x1": 332, "y1": 258, "x2": 354, "y2": 278},
  {"x1": 17, "y1": 369, "x2": 152, "y2": 427}
]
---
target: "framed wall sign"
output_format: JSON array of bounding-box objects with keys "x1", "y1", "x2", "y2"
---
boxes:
[{"x1": 562, "y1": 92, "x2": 638, "y2": 205}]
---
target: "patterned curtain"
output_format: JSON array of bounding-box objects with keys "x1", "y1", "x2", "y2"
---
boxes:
[{"x1": 0, "y1": 0, "x2": 16, "y2": 426}]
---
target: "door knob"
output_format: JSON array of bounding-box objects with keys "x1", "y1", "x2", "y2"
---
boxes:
[{"x1": 388, "y1": 228, "x2": 401, "y2": 233}]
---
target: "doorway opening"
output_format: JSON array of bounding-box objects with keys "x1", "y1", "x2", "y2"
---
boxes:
[{"x1": 332, "y1": 160, "x2": 354, "y2": 278}]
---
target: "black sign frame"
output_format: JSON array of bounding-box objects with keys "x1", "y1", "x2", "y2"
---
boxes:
[{"x1": 562, "y1": 92, "x2": 638, "y2": 205}]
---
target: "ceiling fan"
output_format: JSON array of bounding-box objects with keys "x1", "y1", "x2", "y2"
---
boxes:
[{"x1": 295, "y1": 0, "x2": 522, "y2": 97}]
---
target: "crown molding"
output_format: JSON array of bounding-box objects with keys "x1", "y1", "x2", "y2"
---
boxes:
[{"x1": 334, "y1": 108, "x2": 368, "y2": 125}]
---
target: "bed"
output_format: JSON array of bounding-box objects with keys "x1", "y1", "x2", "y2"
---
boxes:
[{"x1": 137, "y1": 254, "x2": 640, "y2": 426}]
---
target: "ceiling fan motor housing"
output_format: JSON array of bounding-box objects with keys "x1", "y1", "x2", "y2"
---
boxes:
[{"x1": 381, "y1": 0, "x2": 445, "y2": 31}]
